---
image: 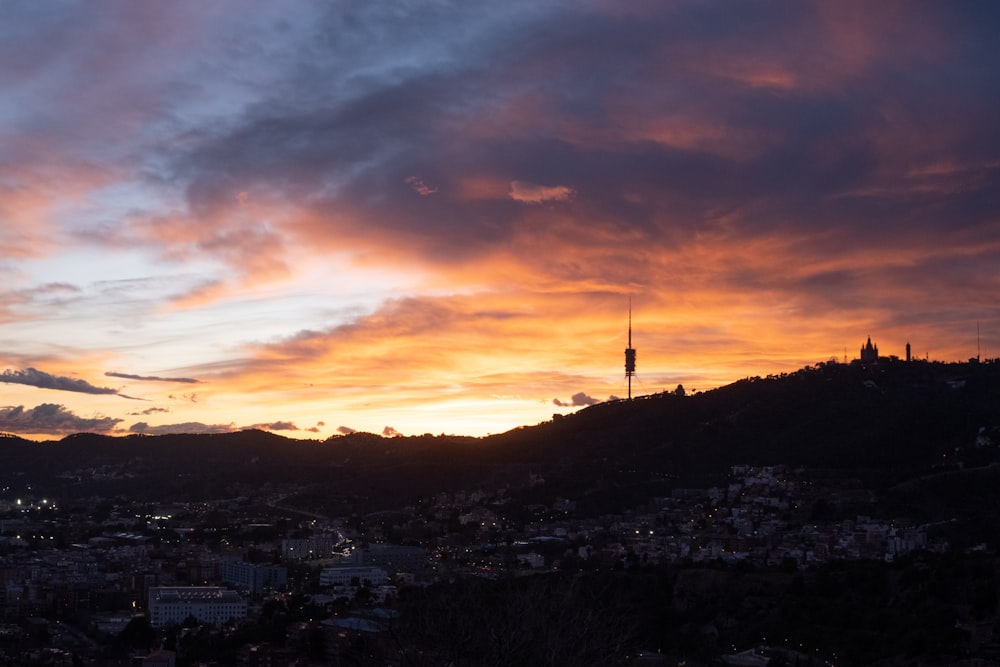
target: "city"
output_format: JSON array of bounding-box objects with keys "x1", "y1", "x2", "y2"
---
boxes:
[{"x1": 2, "y1": 358, "x2": 999, "y2": 665}]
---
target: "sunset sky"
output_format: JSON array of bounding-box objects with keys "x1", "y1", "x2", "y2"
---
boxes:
[{"x1": 2, "y1": 1, "x2": 999, "y2": 440}]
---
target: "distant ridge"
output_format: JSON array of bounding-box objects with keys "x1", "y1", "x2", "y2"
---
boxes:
[
  {"x1": 489, "y1": 358, "x2": 1000, "y2": 477},
  {"x1": 2, "y1": 360, "x2": 998, "y2": 508}
]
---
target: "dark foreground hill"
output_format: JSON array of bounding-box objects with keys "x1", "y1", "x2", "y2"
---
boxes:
[{"x1": 2, "y1": 359, "x2": 999, "y2": 517}]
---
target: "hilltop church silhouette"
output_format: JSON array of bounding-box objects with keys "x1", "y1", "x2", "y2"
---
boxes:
[
  {"x1": 860, "y1": 336, "x2": 879, "y2": 364},
  {"x1": 858, "y1": 337, "x2": 913, "y2": 364}
]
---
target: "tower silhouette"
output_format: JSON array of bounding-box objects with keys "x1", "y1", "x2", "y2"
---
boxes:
[{"x1": 624, "y1": 300, "x2": 636, "y2": 399}]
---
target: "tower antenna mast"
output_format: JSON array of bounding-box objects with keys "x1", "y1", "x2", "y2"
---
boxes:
[{"x1": 624, "y1": 298, "x2": 637, "y2": 399}]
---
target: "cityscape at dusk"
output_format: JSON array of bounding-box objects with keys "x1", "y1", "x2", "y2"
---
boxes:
[{"x1": 2, "y1": 2, "x2": 999, "y2": 440}]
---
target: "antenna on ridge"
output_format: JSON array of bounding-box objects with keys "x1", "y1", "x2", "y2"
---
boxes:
[{"x1": 624, "y1": 298, "x2": 637, "y2": 399}]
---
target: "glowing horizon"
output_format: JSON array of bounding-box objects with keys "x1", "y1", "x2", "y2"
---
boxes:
[{"x1": 1, "y1": 2, "x2": 999, "y2": 440}]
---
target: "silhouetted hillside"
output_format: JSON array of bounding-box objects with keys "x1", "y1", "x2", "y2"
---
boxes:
[
  {"x1": 2, "y1": 360, "x2": 999, "y2": 513},
  {"x1": 490, "y1": 359, "x2": 1000, "y2": 480}
]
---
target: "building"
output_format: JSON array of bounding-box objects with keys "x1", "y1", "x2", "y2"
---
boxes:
[
  {"x1": 363, "y1": 544, "x2": 427, "y2": 573},
  {"x1": 147, "y1": 586, "x2": 247, "y2": 628},
  {"x1": 281, "y1": 534, "x2": 343, "y2": 560},
  {"x1": 860, "y1": 337, "x2": 879, "y2": 364},
  {"x1": 318, "y1": 566, "x2": 387, "y2": 588},
  {"x1": 221, "y1": 560, "x2": 287, "y2": 597}
]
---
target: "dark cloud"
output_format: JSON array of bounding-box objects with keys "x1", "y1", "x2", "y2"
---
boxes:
[
  {"x1": 382, "y1": 426, "x2": 402, "y2": 438},
  {"x1": 0, "y1": 403, "x2": 121, "y2": 435},
  {"x1": 337, "y1": 426, "x2": 356, "y2": 435},
  {"x1": 128, "y1": 407, "x2": 170, "y2": 416},
  {"x1": 193, "y1": 4, "x2": 998, "y2": 256},
  {"x1": 96, "y1": 0, "x2": 994, "y2": 363},
  {"x1": 128, "y1": 421, "x2": 236, "y2": 436},
  {"x1": 553, "y1": 392, "x2": 601, "y2": 408},
  {"x1": 106, "y1": 372, "x2": 201, "y2": 383},
  {"x1": 2, "y1": 368, "x2": 121, "y2": 396},
  {"x1": 246, "y1": 421, "x2": 299, "y2": 431}
]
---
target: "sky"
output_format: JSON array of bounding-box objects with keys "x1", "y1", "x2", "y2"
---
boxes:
[{"x1": 1, "y1": 1, "x2": 999, "y2": 440}]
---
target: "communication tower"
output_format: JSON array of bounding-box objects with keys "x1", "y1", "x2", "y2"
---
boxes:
[{"x1": 624, "y1": 300, "x2": 636, "y2": 399}]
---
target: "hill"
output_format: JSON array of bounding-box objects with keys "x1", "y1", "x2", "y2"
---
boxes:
[
  {"x1": 1, "y1": 359, "x2": 999, "y2": 519},
  {"x1": 491, "y1": 358, "x2": 1000, "y2": 473}
]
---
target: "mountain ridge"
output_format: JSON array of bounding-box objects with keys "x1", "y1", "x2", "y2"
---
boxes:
[{"x1": 2, "y1": 359, "x2": 998, "y2": 511}]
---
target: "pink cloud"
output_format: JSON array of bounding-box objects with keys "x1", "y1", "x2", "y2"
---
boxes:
[
  {"x1": 509, "y1": 181, "x2": 574, "y2": 204},
  {"x1": 405, "y1": 175, "x2": 438, "y2": 196}
]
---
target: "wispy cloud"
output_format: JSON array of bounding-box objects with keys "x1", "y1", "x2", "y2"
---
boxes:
[
  {"x1": 405, "y1": 175, "x2": 438, "y2": 196},
  {"x1": 128, "y1": 407, "x2": 170, "y2": 416},
  {"x1": 508, "y1": 181, "x2": 573, "y2": 204},
  {"x1": 106, "y1": 371, "x2": 201, "y2": 384},
  {"x1": 2, "y1": 368, "x2": 127, "y2": 397}
]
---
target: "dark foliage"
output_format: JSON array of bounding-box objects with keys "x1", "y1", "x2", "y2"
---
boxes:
[{"x1": 394, "y1": 570, "x2": 668, "y2": 666}]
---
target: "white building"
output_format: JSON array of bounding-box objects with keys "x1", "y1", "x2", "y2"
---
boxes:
[
  {"x1": 147, "y1": 586, "x2": 247, "y2": 628},
  {"x1": 319, "y1": 566, "x2": 387, "y2": 588},
  {"x1": 221, "y1": 560, "x2": 287, "y2": 597}
]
